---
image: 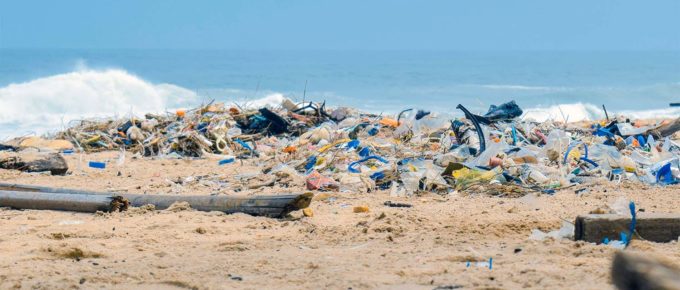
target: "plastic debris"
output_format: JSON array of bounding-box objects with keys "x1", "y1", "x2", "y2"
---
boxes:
[{"x1": 4, "y1": 97, "x2": 675, "y2": 196}]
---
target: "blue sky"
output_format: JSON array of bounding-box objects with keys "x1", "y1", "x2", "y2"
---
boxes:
[{"x1": 1, "y1": 0, "x2": 678, "y2": 50}]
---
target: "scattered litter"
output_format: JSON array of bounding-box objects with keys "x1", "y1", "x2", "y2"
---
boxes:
[
  {"x1": 3, "y1": 98, "x2": 677, "y2": 195},
  {"x1": 88, "y1": 161, "x2": 106, "y2": 169},
  {"x1": 383, "y1": 201, "x2": 413, "y2": 208},
  {"x1": 353, "y1": 206, "x2": 369, "y2": 213}
]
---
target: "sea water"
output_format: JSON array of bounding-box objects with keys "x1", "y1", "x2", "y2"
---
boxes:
[{"x1": 1, "y1": 49, "x2": 678, "y2": 138}]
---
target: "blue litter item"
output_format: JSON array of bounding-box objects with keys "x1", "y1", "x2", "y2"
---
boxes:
[
  {"x1": 358, "y1": 147, "x2": 371, "y2": 157},
  {"x1": 88, "y1": 161, "x2": 106, "y2": 169},
  {"x1": 593, "y1": 128, "x2": 615, "y2": 138},
  {"x1": 542, "y1": 189, "x2": 556, "y2": 195},
  {"x1": 488, "y1": 258, "x2": 493, "y2": 270},
  {"x1": 348, "y1": 155, "x2": 388, "y2": 173},
  {"x1": 234, "y1": 138, "x2": 254, "y2": 152},
  {"x1": 511, "y1": 125, "x2": 518, "y2": 146},
  {"x1": 368, "y1": 127, "x2": 379, "y2": 136},
  {"x1": 656, "y1": 163, "x2": 675, "y2": 184},
  {"x1": 346, "y1": 139, "x2": 360, "y2": 149},
  {"x1": 626, "y1": 201, "x2": 636, "y2": 247},
  {"x1": 305, "y1": 156, "x2": 317, "y2": 170},
  {"x1": 197, "y1": 122, "x2": 209, "y2": 133},
  {"x1": 579, "y1": 157, "x2": 599, "y2": 168},
  {"x1": 218, "y1": 158, "x2": 235, "y2": 165},
  {"x1": 370, "y1": 171, "x2": 385, "y2": 180},
  {"x1": 602, "y1": 237, "x2": 610, "y2": 245},
  {"x1": 62, "y1": 149, "x2": 74, "y2": 155},
  {"x1": 636, "y1": 135, "x2": 646, "y2": 147}
]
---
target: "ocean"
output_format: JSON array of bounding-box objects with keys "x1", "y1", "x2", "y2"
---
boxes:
[{"x1": 1, "y1": 49, "x2": 678, "y2": 138}]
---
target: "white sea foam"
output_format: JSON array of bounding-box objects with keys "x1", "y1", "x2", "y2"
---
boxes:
[
  {"x1": 522, "y1": 103, "x2": 680, "y2": 122},
  {"x1": 0, "y1": 69, "x2": 295, "y2": 138},
  {"x1": 0, "y1": 68, "x2": 200, "y2": 138}
]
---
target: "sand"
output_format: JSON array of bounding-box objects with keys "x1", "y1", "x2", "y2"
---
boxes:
[{"x1": 0, "y1": 152, "x2": 679, "y2": 289}]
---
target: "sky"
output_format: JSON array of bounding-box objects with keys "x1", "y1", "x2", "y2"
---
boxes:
[{"x1": 0, "y1": 0, "x2": 679, "y2": 50}]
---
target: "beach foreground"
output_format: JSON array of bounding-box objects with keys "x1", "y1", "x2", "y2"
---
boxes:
[{"x1": 0, "y1": 152, "x2": 678, "y2": 290}]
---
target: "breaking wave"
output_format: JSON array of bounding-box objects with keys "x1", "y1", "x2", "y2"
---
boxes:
[
  {"x1": 0, "y1": 68, "x2": 677, "y2": 138},
  {"x1": 0, "y1": 69, "x2": 199, "y2": 138}
]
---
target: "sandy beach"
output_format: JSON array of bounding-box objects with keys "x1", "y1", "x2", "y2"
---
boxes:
[{"x1": 1, "y1": 151, "x2": 678, "y2": 290}]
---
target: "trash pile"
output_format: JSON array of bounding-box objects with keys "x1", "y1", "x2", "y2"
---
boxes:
[{"x1": 22, "y1": 99, "x2": 680, "y2": 195}]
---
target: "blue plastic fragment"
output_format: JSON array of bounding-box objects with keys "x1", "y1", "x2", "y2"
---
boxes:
[
  {"x1": 346, "y1": 139, "x2": 360, "y2": 149},
  {"x1": 218, "y1": 158, "x2": 235, "y2": 165},
  {"x1": 305, "y1": 156, "x2": 317, "y2": 170},
  {"x1": 511, "y1": 125, "x2": 518, "y2": 145},
  {"x1": 626, "y1": 201, "x2": 636, "y2": 247},
  {"x1": 358, "y1": 147, "x2": 371, "y2": 157},
  {"x1": 636, "y1": 135, "x2": 646, "y2": 147},
  {"x1": 62, "y1": 149, "x2": 74, "y2": 155},
  {"x1": 348, "y1": 155, "x2": 388, "y2": 173},
  {"x1": 602, "y1": 237, "x2": 610, "y2": 245},
  {"x1": 368, "y1": 127, "x2": 379, "y2": 136},
  {"x1": 489, "y1": 257, "x2": 493, "y2": 270},
  {"x1": 656, "y1": 163, "x2": 675, "y2": 185},
  {"x1": 88, "y1": 161, "x2": 106, "y2": 169},
  {"x1": 370, "y1": 171, "x2": 385, "y2": 180},
  {"x1": 234, "y1": 138, "x2": 254, "y2": 152}
]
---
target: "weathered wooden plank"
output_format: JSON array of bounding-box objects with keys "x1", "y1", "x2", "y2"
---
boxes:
[
  {"x1": 0, "y1": 183, "x2": 313, "y2": 218},
  {"x1": 575, "y1": 214, "x2": 680, "y2": 243},
  {"x1": 612, "y1": 251, "x2": 680, "y2": 290},
  {"x1": 0, "y1": 190, "x2": 126, "y2": 213}
]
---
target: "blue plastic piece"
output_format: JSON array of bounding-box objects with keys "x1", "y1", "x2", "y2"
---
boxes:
[
  {"x1": 348, "y1": 155, "x2": 388, "y2": 173},
  {"x1": 305, "y1": 156, "x2": 317, "y2": 170},
  {"x1": 234, "y1": 138, "x2": 254, "y2": 152},
  {"x1": 656, "y1": 163, "x2": 675, "y2": 185},
  {"x1": 88, "y1": 161, "x2": 106, "y2": 169},
  {"x1": 627, "y1": 201, "x2": 636, "y2": 247},
  {"x1": 358, "y1": 147, "x2": 371, "y2": 157},
  {"x1": 346, "y1": 139, "x2": 360, "y2": 149},
  {"x1": 370, "y1": 171, "x2": 385, "y2": 180},
  {"x1": 511, "y1": 125, "x2": 518, "y2": 146},
  {"x1": 636, "y1": 135, "x2": 646, "y2": 147},
  {"x1": 62, "y1": 149, "x2": 74, "y2": 155},
  {"x1": 218, "y1": 158, "x2": 235, "y2": 165},
  {"x1": 368, "y1": 127, "x2": 379, "y2": 136}
]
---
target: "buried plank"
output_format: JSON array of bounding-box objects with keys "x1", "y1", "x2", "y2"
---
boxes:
[
  {"x1": 0, "y1": 183, "x2": 312, "y2": 218},
  {"x1": 575, "y1": 214, "x2": 680, "y2": 243},
  {"x1": 612, "y1": 251, "x2": 680, "y2": 290}
]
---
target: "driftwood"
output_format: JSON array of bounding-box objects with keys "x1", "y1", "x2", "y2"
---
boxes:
[
  {"x1": 575, "y1": 214, "x2": 680, "y2": 243},
  {"x1": 0, "y1": 151, "x2": 68, "y2": 175},
  {"x1": 0, "y1": 190, "x2": 127, "y2": 213},
  {"x1": 0, "y1": 183, "x2": 312, "y2": 218},
  {"x1": 612, "y1": 251, "x2": 680, "y2": 290},
  {"x1": 645, "y1": 117, "x2": 680, "y2": 139}
]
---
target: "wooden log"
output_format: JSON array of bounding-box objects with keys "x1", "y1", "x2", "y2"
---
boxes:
[
  {"x1": 645, "y1": 117, "x2": 680, "y2": 139},
  {"x1": 0, "y1": 183, "x2": 312, "y2": 218},
  {"x1": 612, "y1": 251, "x2": 680, "y2": 290},
  {"x1": 0, "y1": 151, "x2": 68, "y2": 175},
  {"x1": 575, "y1": 214, "x2": 680, "y2": 243},
  {"x1": 0, "y1": 190, "x2": 127, "y2": 213}
]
